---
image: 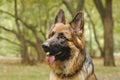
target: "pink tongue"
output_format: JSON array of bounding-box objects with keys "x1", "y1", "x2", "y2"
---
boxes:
[{"x1": 46, "y1": 56, "x2": 55, "y2": 65}]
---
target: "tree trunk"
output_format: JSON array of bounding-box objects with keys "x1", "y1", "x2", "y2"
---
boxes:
[
  {"x1": 93, "y1": 0, "x2": 115, "y2": 66},
  {"x1": 103, "y1": 0, "x2": 115, "y2": 66},
  {"x1": 21, "y1": 44, "x2": 30, "y2": 64},
  {"x1": 36, "y1": 43, "x2": 45, "y2": 62},
  {"x1": 14, "y1": 0, "x2": 31, "y2": 64},
  {"x1": 103, "y1": 15, "x2": 115, "y2": 66}
]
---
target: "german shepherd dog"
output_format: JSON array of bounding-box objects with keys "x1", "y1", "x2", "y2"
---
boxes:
[{"x1": 42, "y1": 9, "x2": 97, "y2": 80}]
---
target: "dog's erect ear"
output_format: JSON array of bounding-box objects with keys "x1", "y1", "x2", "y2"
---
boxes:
[
  {"x1": 54, "y1": 9, "x2": 66, "y2": 24},
  {"x1": 70, "y1": 11, "x2": 84, "y2": 33},
  {"x1": 70, "y1": 12, "x2": 84, "y2": 49}
]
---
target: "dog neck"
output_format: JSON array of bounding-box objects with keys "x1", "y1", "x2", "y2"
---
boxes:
[{"x1": 51, "y1": 48, "x2": 86, "y2": 79}]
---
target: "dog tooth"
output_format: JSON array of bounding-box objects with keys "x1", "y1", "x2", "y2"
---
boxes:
[{"x1": 46, "y1": 52, "x2": 50, "y2": 56}]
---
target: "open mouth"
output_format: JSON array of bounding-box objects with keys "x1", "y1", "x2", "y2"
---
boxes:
[{"x1": 45, "y1": 52, "x2": 62, "y2": 65}]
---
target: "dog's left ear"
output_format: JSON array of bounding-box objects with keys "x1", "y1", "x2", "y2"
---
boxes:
[
  {"x1": 70, "y1": 11, "x2": 84, "y2": 34},
  {"x1": 54, "y1": 9, "x2": 66, "y2": 24},
  {"x1": 70, "y1": 12, "x2": 84, "y2": 49}
]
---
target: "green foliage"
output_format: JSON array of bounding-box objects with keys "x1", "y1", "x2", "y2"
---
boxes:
[
  {"x1": 85, "y1": 0, "x2": 104, "y2": 55},
  {"x1": 0, "y1": 0, "x2": 63, "y2": 57},
  {"x1": 113, "y1": 0, "x2": 120, "y2": 53},
  {"x1": 0, "y1": 0, "x2": 120, "y2": 57},
  {"x1": 85, "y1": 0, "x2": 120, "y2": 55}
]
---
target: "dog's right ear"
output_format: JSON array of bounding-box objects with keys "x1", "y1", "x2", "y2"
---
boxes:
[{"x1": 54, "y1": 9, "x2": 66, "y2": 24}]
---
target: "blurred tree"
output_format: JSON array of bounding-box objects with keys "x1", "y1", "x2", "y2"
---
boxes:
[
  {"x1": 14, "y1": 0, "x2": 33, "y2": 64},
  {"x1": 63, "y1": 0, "x2": 116, "y2": 66},
  {"x1": 62, "y1": 0, "x2": 85, "y2": 17},
  {"x1": 93, "y1": 0, "x2": 115, "y2": 66},
  {"x1": 0, "y1": 0, "x2": 62, "y2": 64},
  {"x1": 0, "y1": 0, "x2": 119, "y2": 66}
]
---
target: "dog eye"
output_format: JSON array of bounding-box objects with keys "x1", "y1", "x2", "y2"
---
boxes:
[
  {"x1": 58, "y1": 33, "x2": 66, "y2": 39},
  {"x1": 50, "y1": 32, "x2": 55, "y2": 37}
]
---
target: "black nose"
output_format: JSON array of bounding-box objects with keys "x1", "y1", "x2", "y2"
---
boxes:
[{"x1": 42, "y1": 42, "x2": 50, "y2": 52}]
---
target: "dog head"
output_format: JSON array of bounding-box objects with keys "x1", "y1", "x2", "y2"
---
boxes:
[{"x1": 42, "y1": 9, "x2": 84, "y2": 65}]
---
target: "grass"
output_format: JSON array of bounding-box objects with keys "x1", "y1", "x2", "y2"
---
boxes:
[
  {"x1": 95, "y1": 65, "x2": 120, "y2": 80},
  {"x1": 0, "y1": 64, "x2": 49, "y2": 80},
  {"x1": 93, "y1": 58, "x2": 120, "y2": 80},
  {"x1": 0, "y1": 58, "x2": 120, "y2": 80}
]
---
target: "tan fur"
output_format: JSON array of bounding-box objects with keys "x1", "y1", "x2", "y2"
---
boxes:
[
  {"x1": 88, "y1": 74, "x2": 97, "y2": 80},
  {"x1": 48, "y1": 23, "x2": 94, "y2": 80},
  {"x1": 44, "y1": 10, "x2": 97, "y2": 80}
]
